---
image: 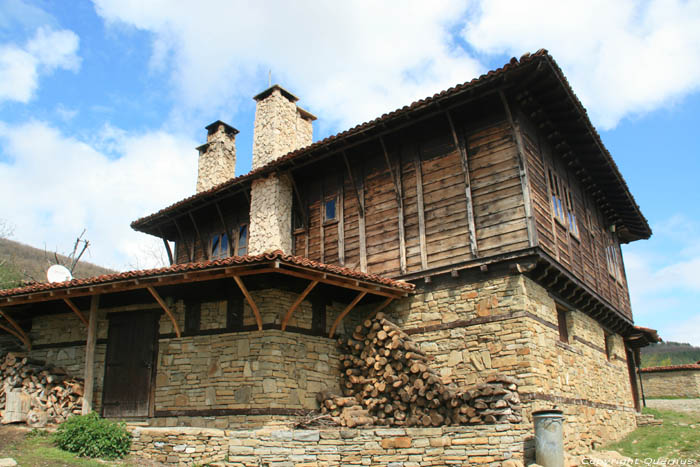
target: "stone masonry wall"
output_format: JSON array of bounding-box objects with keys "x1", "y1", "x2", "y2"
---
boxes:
[
  {"x1": 641, "y1": 370, "x2": 700, "y2": 398},
  {"x1": 248, "y1": 173, "x2": 294, "y2": 255},
  {"x1": 377, "y1": 272, "x2": 638, "y2": 456},
  {"x1": 196, "y1": 123, "x2": 237, "y2": 193},
  {"x1": 130, "y1": 424, "x2": 529, "y2": 466}
]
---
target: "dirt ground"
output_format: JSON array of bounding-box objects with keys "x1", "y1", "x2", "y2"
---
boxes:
[
  {"x1": 0, "y1": 424, "x2": 32, "y2": 450},
  {"x1": 646, "y1": 398, "x2": 700, "y2": 415}
]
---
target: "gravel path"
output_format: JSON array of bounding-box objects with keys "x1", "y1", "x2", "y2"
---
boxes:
[{"x1": 646, "y1": 398, "x2": 700, "y2": 415}]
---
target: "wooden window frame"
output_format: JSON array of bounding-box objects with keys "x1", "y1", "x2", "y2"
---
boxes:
[
  {"x1": 564, "y1": 186, "x2": 580, "y2": 241},
  {"x1": 556, "y1": 306, "x2": 570, "y2": 344},
  {"x1": 604, "y1": 331, "x2": 614, "y2": 361},
  {"x1": 604, "y1": 232, "x2": 623, "y2": 284},
  {"x1": 322, "y1": 195, "x2": 338, "y2": 226},
  {"x1": 235, "y1": 223, "x2": 248, "y2": 256},
  {"x1": 210, "y1": 232, "x2": 229, "y2": 260},
  {"x1": 547, "y1": 168, "x2": 567, "y2": 227}
]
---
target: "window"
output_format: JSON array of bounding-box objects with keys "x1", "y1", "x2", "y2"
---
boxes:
[
  {"x1": 556, "y1": 306, "x2": 569, "y2": 343},
  {"x1": 211, "y1": 233, "x2": 229, "y2": 259},
  {"x1": 184, "y1": 300, "x2": 201, "y2": 334},
  {"x1": 605, "y1": 241, "x2": 621, "y2": 281},
  {"x1": 236, "y1": 224, "x2": 248, "y2": 256},
  {"x1": 226, "y1": 295, "x2": 243, "y2": 330},
  {"x1": 564, "y1": 187, "x2": 579, "y2": 238},
  {"x1": 324, "y1": 197, "x2": 337, "y2": 222},
  {"x1": 604, "y1": 332, "x2": 614, "y2": 361},
  {"x1": 548, "y1": 168, "x2": 566, "y2": 224}
]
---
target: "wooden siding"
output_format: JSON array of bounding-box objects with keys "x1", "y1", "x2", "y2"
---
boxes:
[{"x1": 519, "y1": 111, "x2": 633, "y2": 319}]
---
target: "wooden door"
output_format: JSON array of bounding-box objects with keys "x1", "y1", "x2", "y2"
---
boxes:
[{"x1": 102, "y1": 312, "x2": 158, "y2": 418}]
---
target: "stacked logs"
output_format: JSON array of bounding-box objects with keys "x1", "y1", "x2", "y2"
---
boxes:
[
  {"x1": 1, "y1": 352, "x2": 84, "y2": 426},
  {"x1": 318, "y1": 313, "x2": 521, "y2": 427}
]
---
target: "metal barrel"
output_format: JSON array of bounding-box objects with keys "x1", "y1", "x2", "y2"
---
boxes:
[{"x1": 533, "y1": 409, "x2": 564, "y2": 467}]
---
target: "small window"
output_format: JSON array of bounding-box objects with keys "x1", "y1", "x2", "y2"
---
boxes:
[
  {"x1": 211, "y1": 233, "x2": 229, "y2": 259},
  {"x1": 604, "y1": 332, "x2": 614, "y2": 361},
  {"x1": 564, "y1": 188, "x2": 579, "y2": 238},
  {"x1": 292, "y1": 208, "x2": 305, "y2": 231},
  {"x1": 184, "y1": 300, "x2": 201, "y2": 334},
  {"x1": 324, "y1": 198, "x2": 336, "y2": 222},
  {"x1": 548, "y1": 169, "x2": 566, "y2": 224},
  {"x1": 556, "y1": 306, "x2": 569, "y2": 343},
  {"x1": 605, "y1": 238, "x2": 621, "y2": 281},
  {"x1": 237, "y1": 224, "x2": 248, "y2": 256}
]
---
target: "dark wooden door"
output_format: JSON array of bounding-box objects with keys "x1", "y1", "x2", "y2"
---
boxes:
[{"x1": 102, "y1": 312, "x2": 158, "y2": 417}]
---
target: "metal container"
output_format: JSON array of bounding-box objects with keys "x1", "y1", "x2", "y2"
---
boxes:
[{"x1": 533, "y1": 409, "x2": 564, "y2": 467}]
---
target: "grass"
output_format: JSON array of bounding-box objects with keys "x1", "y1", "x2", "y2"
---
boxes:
[
  {"x1": 607, "y1": 407, "x2": 700, "y2": 461},
  {"x1": 0, "y1": 427, "x2": 143, "y2": 467}
]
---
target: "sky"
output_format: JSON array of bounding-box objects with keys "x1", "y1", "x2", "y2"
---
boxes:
[{"x1": 0, "y1": 0, "x2": 699, "y2": 345}]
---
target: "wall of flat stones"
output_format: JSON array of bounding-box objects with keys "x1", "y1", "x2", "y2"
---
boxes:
[
  {"x1": 155, "y1": 329, "x2": 341, "y2": 412},
  {"x1": 130, "y1": 424, "x2": 528, "y2": 466},
  {"x1": 641, "y1": 370, "x2": 700, "y2": 398},
  {"x1": 248, "y1": 173, "x2": 294, "y2": 255},
  {"x1": 196, "y1": 124, "x2": 237, "y2": 193},
  {"x1": 376, "y1": 272, "x2": 638, "y2": 455}
]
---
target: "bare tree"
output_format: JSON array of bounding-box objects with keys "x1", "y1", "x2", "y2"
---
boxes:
[{"x1": 0, "y1": 218, "x2": 14, "y2": 239}]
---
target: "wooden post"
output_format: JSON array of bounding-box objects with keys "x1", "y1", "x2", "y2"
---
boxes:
[
  {"x1": 338, "y1": 173, "x2": 345, "y2": 265},
  {"x1": 82, "y1": 294, "x2": 100, "y2": 415},
  {"x1": 358, "y1": 171, "x2": 368, "y2": 273},
  {"x1": 414, "y1": 147, "x2": 428, "y2": 270},
  {"x1": 445, "y1": 111, "x2": 478, "y2": 258},
  {"x1": 380, "y1": 137, "x2": 406, "y2": 275},
  {"x1": 319, "y1": 182, "x2": 325, "y2": 263}
]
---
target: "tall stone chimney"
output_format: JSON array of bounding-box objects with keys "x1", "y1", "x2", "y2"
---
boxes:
[
  {"x1": 196, "y1": 120, "x2": 238, "y2": 193},
  {"x1": 248, "y1": 85, "x2": 316, "y2": 255}
]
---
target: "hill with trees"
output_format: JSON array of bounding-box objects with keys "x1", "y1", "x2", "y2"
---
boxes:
[{"x1": 640, "y1": 341, "x2": 700, "y2": 368}]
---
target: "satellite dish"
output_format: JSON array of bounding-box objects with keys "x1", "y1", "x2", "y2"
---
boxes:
[{"x1": 47, "y1": 264, "x2": 73, "y2": 283}]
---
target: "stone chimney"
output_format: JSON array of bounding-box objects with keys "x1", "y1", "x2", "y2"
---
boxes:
[
  {"x1": 196, "y1": 120, "x2": 239, "y2": 193},
  {"x1": 248, "y1": 85, "x2": 316, "y2": 255}
]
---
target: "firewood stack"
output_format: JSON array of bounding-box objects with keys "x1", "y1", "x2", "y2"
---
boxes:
[
  {"x1": 1, "y1": 352, "x2": 84, "y2": 426},
  {"x1": 318, "y1": 313, "x2": 522, "y2": 427}
]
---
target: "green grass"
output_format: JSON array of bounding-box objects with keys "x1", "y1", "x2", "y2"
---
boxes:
[{"x1": 607, "y1": 408, "x2": 700, "y2": 460}]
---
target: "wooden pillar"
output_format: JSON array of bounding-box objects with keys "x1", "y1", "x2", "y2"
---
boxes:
[{"x1": 82, "y1": 294, "x2": 100, "y2": 415}]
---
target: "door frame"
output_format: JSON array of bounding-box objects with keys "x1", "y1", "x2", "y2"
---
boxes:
[{"x1": 100, "y1": 310, "x2": 160, "y2": 418}]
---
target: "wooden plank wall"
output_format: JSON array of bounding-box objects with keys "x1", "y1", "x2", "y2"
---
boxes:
[
  {"x1": 518, "y1": 111, "x2": 633, "y2": 319},
  {"x1": 292, "y1": 99, "x2": 529, "y2": 278}
]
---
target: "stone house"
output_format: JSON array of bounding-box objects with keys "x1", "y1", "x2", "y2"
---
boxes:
[
  {"x1": 640, "y1": 363, "x2": 700, "y2": 399},
  {"x1": 0, "y1": 50, "x2": 660, "y2": 462}
]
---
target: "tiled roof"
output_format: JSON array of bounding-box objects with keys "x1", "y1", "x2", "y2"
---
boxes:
[
  {"x1": 131, "y1": 50, "x2": 650, "y2": 241},
  {"x1": 641, "y1": 364, "x2": 700, "y2": 373},
  {"x1": 0, "y1": 251, "x2": 414, "y2": 300}
]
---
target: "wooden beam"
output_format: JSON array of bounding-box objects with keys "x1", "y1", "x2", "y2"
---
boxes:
[
  {"x1": 0, "y1": 323, "x2": 26, "y2": 348},
  {"x1": 380, "y1": 137, "x2": 406, "y2": 275},
  {"x1": 358, "y1": 168, "x2": 368, "y2": 273},
  {"x1": 189, "y1": 212, "x2": 209, "y2": 260},
  {"x1": 414, "y1": 147, "x2": 428, "y2": 270},
  {"x1": 342, "y1": 151, "x2": 364, "y2": 217},
  {"x1": 215, "y1": 201, "x2": 235, "y2": 256},
  {"x1": 172, "y1": 217, "x2": 193, "y2": 262},
  {"x1": 369, "y1": 297, "x2": 394, "y2": 320},
  {"x1": 233, "y1": 276, "x2": 263, "y2": 331},
  {"x1": 281, "y1": 280, "x2": 319, "y2": 331},
  {"x1": 445, "y1": 111, "x2": 478, "y2": 258},
  {"x1": 338, "y1": 173, "x2": 345, "y2": 265},
  {"x1": 147, "y1": 286, "x2": 181, "y2": 338},
  {"x1": 319, "y1": 182, "x2": 325, "y2": 263},
  {"x1": 329, "y1": 291, "x2": 367, "y2": 338},
  {"x1": 500, "y1": 90, "x2": 537, "y2": 248},
  {"x1": 162, "y1": 237, "x2": 174, "y2": 265},
  {"x1": 0, "y1": 309, "x2": 31, "y2": 350},
  {"x1": 63, "y1": 298, "x2": 89, "y2": 326},
  {"x1": 82, "y1": 294, "x2": 99, "y2": 414},
  {"x1": 288, "y1": 171, "x2": 308, "y2": 229}
]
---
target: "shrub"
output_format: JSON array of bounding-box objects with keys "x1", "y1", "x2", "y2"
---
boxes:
[{"x1": 53, "y1": 412, "x2": 131, "y2": 459}]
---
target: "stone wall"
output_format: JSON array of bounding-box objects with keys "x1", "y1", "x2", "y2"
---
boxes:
[
  {"x1": 130, "y1": 424, "x2": 529, "y2": 466},
  {"x1": 641, "y1": 370, "x2": 700, "y2": 398},
  {"x1": 196, "y1": 122, "x2": 237, "y2": 193},
  {"x1": 248, "y1": 173, "x2": 294, "y2": 255},
  {"x1": 378, "y1": 272, "x2": 638, "y2": 455}
]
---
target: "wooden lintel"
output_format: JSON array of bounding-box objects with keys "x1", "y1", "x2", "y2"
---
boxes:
[
  {"x1": 499, "y1": 90, "x2": 537, "y2": 248},
  {"x1": 233, "y1": 276, "x2": 263, "y2": 331},
  {"x1": 63, "y1": 298, "x2": 89, "y2": 326},
  {"x1": 147, "y1": 286, "x2": 181, "y2": 338},
  {"x1": 445, "y1": 110, "x2": 478, "y2": 258},
  {"x1": 342, "y1": 151, "x2": 364, "y2": 217},
  {"x1": 172, "y1": 217, "x2": 192, "y2": 262},
  {"x1": 214, "y1": 201, "x2": 235, "y2": 255},
  {"x1": 379, "y1": 137, "x2": 406, "y2": 274},
  {"x1": 0, "y1": 309, "x2": 31, "y2": 350},
  {"x1": 329, "y1": 291, "x2": 367, "y2": 338},
  {"x1": 281, "y1": 280, "x2": 319, "y2": 331},
  {"x1": 82, "y1": 294, "x2": 99, "y2": 414},
  {"x1": 189, "y1": 212, "x2": 209, "y2": 261}
]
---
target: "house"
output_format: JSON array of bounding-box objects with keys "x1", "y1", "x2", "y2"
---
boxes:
[
  {"x1": 640, "y1": 362, "x2": 700, "y2": 399},
  {"x1": 0, "y1": 50, "x2": 660, "y2": 462}
]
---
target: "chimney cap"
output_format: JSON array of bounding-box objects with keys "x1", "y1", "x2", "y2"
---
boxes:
[
  {"x1": 205, "y1": 120, "x2": 239, "y2": 136},
  {"x1": 253, "y1": 84, "x2": 299, "y2": 103},
  {"x1": 297, "y1": 106, "x2": 317, "y2": 122}
]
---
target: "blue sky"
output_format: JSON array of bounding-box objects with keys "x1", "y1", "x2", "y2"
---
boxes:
[{"x1": 0, "y1": 0, "x2": 699, "y2": 345}]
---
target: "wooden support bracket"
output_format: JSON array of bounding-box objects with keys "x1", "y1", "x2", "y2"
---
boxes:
[
  {"x1": 281, "y1": 280, "x2": 319, "y2": 331},
  {"x1": 215, "y1": 201, "x2": 235, "y2": 255},
  {"x1": 63, "y1": 298, "x2": 89, "y2": 326},
  {"x1": 342, "y1": 151, "x2": 364, "y2": 218},
  {"x1": 189, "y1": 212, "x2": 209, "y2": 260},
  {"x1": 147, "y1": 286, "x2": 181, "y2": 338},
  {"x1": 379, "y1": 137, "x2": 407, "y2": 275},
  {"x1": 369, "y1": 297, "x2": 394, "y2": 320},
  {"x1": 329, "y1": 291, "x2": 367, "y2": 338},
  {"x1": 0, "y1": 309, "x2": 31, "y2": 350},
  {"x1": 172, "y1": 218, "x2": 192, "y2": 262},
  {"x1": 233, "y1": 276, "x2": 263, "y2": 331}
]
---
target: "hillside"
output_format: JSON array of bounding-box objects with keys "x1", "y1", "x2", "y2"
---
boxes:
[
  {"x1": 0, "y1": 237, "x2": 117, "y2": 290},
  {"x1": 640, "y1": 341, "x2": 700, "y2": 368}
]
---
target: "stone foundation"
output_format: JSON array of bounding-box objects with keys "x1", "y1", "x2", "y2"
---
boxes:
[{"x1": 130, "y1": 424, "x2": 529, "y2": 466}]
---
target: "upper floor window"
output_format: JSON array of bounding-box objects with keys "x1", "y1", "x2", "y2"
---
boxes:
[
  {"x1": 605, "y1": 236, "x2": 622, "y2": 282},
  {"x1": 324, "y1": 197, "x2": 337, "y2": 223},
  {"x1": 236, "y1": 224, "x2": 248, "y2": 256},
  {"x1": 211, "y1": 232, "x2": 229, "y2": 259},
  {"x1": 564, "y1": 187, "x2": 579, "y2": 238},
  {"x1": 548, "y1": 168, "x2": 566, "y2": 225}
]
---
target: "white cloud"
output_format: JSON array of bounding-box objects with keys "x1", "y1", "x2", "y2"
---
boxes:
[
  {"x1": 92, "y1": 0, "x2": 482, "y2": 131},
  {"x1": 0, "y1": 120, "x2": 197, "y2": 270},
  {"x1": 0, "y1": 27, "x2": 81, "y2": 103},
  {"x1": 463, "y1": 0, "x2": 700, "y2": 129}
]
